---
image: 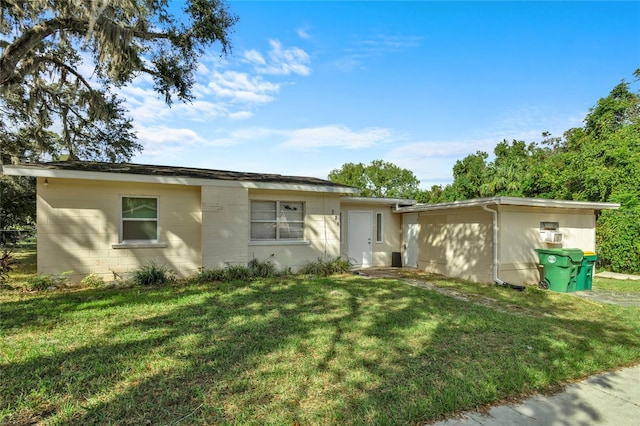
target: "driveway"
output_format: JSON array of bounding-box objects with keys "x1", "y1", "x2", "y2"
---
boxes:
[
  {"x1": 356, "y1": 268, "x2": 640, "y2": 307},
  {"x1": 571, "y1": 289, "x2": 640, "y2": 307}
]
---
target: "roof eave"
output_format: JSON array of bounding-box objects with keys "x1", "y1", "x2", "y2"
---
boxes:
[
  {"x1": 394, "y1": 196, "x2": 620, "y2": 213},
  {"x1": 340, "y1": 196, "x2": 417, "y2": 207},
  {"x1": 2, "y1": 165, "x2": 359, "y2": 194}
]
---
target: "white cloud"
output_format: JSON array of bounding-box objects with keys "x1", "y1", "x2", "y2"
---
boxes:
[
  {"x1": 113, "y1": 38, "x2": 313, "y2": 126},
  {"x1": 485, "y1": 106, "x2": 585, "y2": 144},
  {"x1": 336, "y1": 33, "x2": 422, "y2": 71},
  {"x1": 296, "y1": 27, "x2": 312, "y2": 40},
  {"x1": 206, "y1": 70, "x2": 281, "y2": 104},
  {"x1": 135, "y1": 126, "x2": 207, "y2": 156},
  {"x1": 228, "y1": 111, "x2": 254, "y2": 120},
  {"x1": 172, "y1": 100, "x2": 228, "y2": 121},
  {"x1": 242, "y1": 49, "x2": 267, "y2": 66},
  {"x1": 388, "y1": 140, "x2": 496, "y2": 159},
  {"x1": 135, "y1": 124, "x2": 249, "y2": 159},
  {"x1": 245, "y1": 40, "x2": 311, "y2": 76},
  {"x1": 278, "y1": 125, "x2": 395, "y2": 151}
]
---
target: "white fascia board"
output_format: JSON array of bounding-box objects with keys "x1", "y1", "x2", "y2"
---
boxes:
[
  {"x1": 494, "y1": 196, "x2": 619, "y2": 210},
  {"x1": 2, "y1": 165, "x2": 358, "y2": 194},
  {"x1": 395, "y1": 196, "x2": 620, "y2": 213},
  {"x1": 341, "y1": 196, "x2": 417, "y2": 206}
]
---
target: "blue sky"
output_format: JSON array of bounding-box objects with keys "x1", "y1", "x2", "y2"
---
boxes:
[{"x1": 124, "y1": 1, "x2": 640, "y2": 188}]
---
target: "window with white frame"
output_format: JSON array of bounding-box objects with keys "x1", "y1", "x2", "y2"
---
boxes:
[
  {"x1": 251, "y1": 201, "x2": 304, "y2": 241},
  {"x1": 376, "y1": 212, "x2": 383, "y2": 243},
  {"x1": 121, "y1": 196, "x2": 158, "y2": 242}
]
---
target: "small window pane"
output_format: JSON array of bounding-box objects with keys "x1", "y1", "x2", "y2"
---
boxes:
[
  {"x1": 251, "y1": 201, "x2": 276, "y2": 221},
  {"x1": 279, "y1": 222, "x2": 304, "y2": 239},
  {"x1": 376, "y1": 213, "x2": 383, "y2": 242},
  {"x1": 123, "y1": 220, "x2": 157, "y2": 240},
  {"x1": 123, "y1": 198, "x2": 157, "y2": 219},
  {"x1": 251, "y1": 222, "x2": 276, "y2": 239},
  {"x1": 250, "y1": 200, "x2": 305, "y2": 241}
]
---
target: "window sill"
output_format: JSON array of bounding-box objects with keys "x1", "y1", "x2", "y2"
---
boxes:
[
  {"x1": 249, "y1": 240, "x2": 311, "y2": 246},
  {"x1": 112, "y1": 242, "x2": 168, "y2": 249}
]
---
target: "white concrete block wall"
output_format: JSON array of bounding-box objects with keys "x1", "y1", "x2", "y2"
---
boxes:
[
  {"x1": 248, "y1": 190, "x2": 341, "y2": 271},
  {"x1": 201, "y1": 185, "x2": 250, "y2": 268},
  {"x1": 37, "y1": 177, "x2": 201, "y2": 282}
]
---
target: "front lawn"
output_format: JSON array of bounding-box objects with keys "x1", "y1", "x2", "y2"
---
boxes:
[
  {"x1": 2, "y1": 274, "x2": 640, "y2": 425},
  {"x1": 593, "y1": 276, "x2": 640, "y2": 293}
]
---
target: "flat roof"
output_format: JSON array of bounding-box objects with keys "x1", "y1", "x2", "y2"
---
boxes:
[
  {"x1": 395, "y1": 196, "x2": 620, "y2": 213},
  {"x1": 2, "y1": 161, "x2": 359, "y2": 194}
]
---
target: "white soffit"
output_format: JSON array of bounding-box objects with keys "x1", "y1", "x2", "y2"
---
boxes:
[
  {"x1": 2, "y1": 165, "x2": 359, "y2": 194},
  {"x1": 394, "y1": 196, "x2": 620, "y2": 213}
]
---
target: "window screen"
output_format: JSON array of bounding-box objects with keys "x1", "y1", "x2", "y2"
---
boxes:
[
  {"x1": 251, "y1": 201, "x2": 304, "y2": 241},
  {"x1": 121, "y1": 197, "x2": 158, "y2": 242}
]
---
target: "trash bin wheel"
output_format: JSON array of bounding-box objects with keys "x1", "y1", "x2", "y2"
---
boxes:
[{"x1": 539, "y1": 279, "x2": 550, "y2": 290}]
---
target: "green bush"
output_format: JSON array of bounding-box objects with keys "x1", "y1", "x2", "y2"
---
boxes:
[
  {"x1": 299, "y1": 257, "x2": 352, "y2": 277},
  {"x1": 26, "y1": 275, "x2": 58, "y2": 291},
  {"x1": 80, "y1": 274, "x2": 105, "y2": 288},
  {"x1": 187, "y1": 267, "x2": 226, "y2": 283},
  {"x1": 223, "y1": 264, "x2": 253, "y2": 282},
  {"x1": 131, "y1": 262, "x2": 175, "y2": 286},
  {"x1": 188, "y1": 259, "x2": 282, "y2": 284},
  {"x1": 248, "y1": 258, "x2": 278, "y2": 278},
  {"x1": 597, "y1": 208, "x2": 640, "y2": 273}
]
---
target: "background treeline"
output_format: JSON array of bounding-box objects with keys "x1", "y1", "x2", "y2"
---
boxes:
[{"x1": 418, "y1": 70, "x2": 640, "y2": 273}]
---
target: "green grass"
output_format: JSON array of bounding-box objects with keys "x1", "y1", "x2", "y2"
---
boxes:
[
  {"x1": 593, "y1": 277, "x2": 640, "y2": 293},
  {"x1": 2, "y1": 273, "x2": 640, "y2": 425},
  {"x1": 3, "y1": 243, "x2": 36, "y2": 285}
]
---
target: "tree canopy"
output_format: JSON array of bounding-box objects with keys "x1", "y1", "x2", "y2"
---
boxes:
[
  {"x1": 420, "y1": 69, "x2": 640, "y2": 273},
  {"x1": 328, "y1": 160, "x2": 421, "y2": 199},
  {"x1": 0, "y1": 0, "x2": 238, "y2": 163},
  {"x1": 0, "y1": 0, "x2": 238, "y2": 231}
]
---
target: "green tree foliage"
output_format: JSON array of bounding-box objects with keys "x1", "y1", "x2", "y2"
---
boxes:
[
  {"x1": 433, "y1": 69, "x2": 640, "y2": 272},
  {"x1": 0, "y1": 0, "x2": 237, "y2": 231},
  {"x1": 328, "y1": 160, "x2": 421, "y2": 199},
  {"x1": 448, "y1": 151, "x2": 488, "y2": 200},
  {"x1": 0, "y1": 0, "x2": 237, "y2": 161}
]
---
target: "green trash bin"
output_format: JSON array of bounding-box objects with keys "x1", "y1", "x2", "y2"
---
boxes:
[
  {"x1": 576, "y1": 251, "x2": 597, "y2": 291},
  {"x1": 535, "y1": 248, "x2": 584, "y2": 292}
]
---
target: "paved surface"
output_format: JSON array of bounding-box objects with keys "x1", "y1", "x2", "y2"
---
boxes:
[
  {"x1": 572, "y1": 289, "x2": 640, "y2": 307},
  {"x1": 595, "y1": 271, "x2": 640, "y2": 281},
  {"x1": 429, "y1": 364, "x2": 640, "y2": 426},
  {"x1": 574, "y1": 271, "x2": 640, "y2": 307}
]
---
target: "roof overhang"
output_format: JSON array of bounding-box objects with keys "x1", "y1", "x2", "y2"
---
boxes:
[
  {"x1": 341, "y1": 196, "x2": 417, "y2": 208},
  {"x1": 395, "y1": 196, "x2": 620, "y2": 213},
  {"x1": 2, "y1": 164, "x2": 359, "y2": 194}
]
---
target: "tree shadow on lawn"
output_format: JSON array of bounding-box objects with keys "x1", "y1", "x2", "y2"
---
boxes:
[
  {"x1": 0, "y1": 284, "x2": 210, "y2": 334},
  {"x1": 2, "y1": 277, "x2": 640, "y2": 425}
]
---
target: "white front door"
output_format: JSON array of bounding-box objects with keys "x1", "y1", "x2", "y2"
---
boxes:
[
  {"x1": 348, "y1": 211, "x2": 372, "y2": 267},
  {"x1": 403, "y1": 213, "x2": 419, "y2": 268}
]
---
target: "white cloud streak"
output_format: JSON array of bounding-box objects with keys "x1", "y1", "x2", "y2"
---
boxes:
[
  {"x1": 278, "y1": 125, "x2": 396, "y2": 150},
  {"x1": 244, "y1": 40, "x2": 311, "y2": 76},
  {"x1": 118, "y1": 39, "x2": 310, "y2": 125}
]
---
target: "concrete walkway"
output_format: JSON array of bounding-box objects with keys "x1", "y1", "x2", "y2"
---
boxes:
[
  {"x1": 595, "y1": 271, "x2": 640, "y2": 281},
  {"x1": 429, "y1": 364, "x2": 640, "y2": 426}
]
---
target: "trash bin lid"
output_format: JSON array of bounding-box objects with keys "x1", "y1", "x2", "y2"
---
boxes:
[
  {"x1": 535, "y1": 248, "x2": 584, "y2": 262},
  {"x1": 561, "y1": 248, "x2": 584, "y2": 262}
]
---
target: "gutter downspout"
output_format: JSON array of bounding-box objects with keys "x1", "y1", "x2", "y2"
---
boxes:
[{"x1": 482, "y1": 204, "x2": 524, "y2": 290}]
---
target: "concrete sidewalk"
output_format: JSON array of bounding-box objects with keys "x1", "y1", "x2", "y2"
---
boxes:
[
  {"x1": 430, "y1": 364, "x2": 640, "y2": 425},
  {"x1": 595, "y1": 271, "x2": 640, "y2": 281}
]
